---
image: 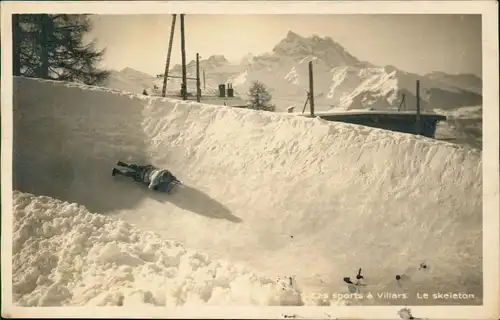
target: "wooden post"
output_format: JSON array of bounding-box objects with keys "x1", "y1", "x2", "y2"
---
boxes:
[
  {"x1": 196, "y1": 53, "x2": 201, "y2": 102},
  {"x1": 416, "y1": 80, "x2": 421, "y2": 135},
  {"x1": 309, "y1": 61, "x2": 315, "y2": 117},
  {"x1": 398, "y1": 93, "x2": 406, "y2": 112},
  {"x1": 203, "y1": 70, "x2": 206, "y2": 90},
  {"x1": 162, "y1": 14, "x2": 177, "y2": 97},
  {"x1": 301, "y1": 95, "x2": 309, "y2": 114},
  {"x1": 180, "y1": 14, "x2": 187, "y2": 100}
]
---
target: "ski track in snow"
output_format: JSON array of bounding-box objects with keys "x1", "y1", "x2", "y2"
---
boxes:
[{"x1": 11, "y1": 77, "x2": 482, "y2": 307}]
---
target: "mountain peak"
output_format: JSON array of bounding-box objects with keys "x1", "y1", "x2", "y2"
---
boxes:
[
  {"x1": 180, "y1": 54, "x2": 230, "y2": 70},
  {"x1": 206, "y1": 55, "x2": 229, "y2": 64},
  {"x1": 286, "y1": 30, "x2": 303, "y2": 41},
  {"x1": 119, "y1": 67, "x2": 154, "y2": 79},
  {"x1": 240, "y1": 52, "x2": 255, "y2": 65},
  {"x1": 272, "y1": 31, "x2": 360, "y2": 67},
  {"x1": 120, "y1": 67, "x2": 140, "y2": 74}
]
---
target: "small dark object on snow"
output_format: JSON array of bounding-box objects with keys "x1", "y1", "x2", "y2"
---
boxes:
[
  {"x1": 343, "y1": 277, "x2": 353, "y2": 284},
  {"x1": 356, "y1": 268, "x2": 364, "y2": 280}
]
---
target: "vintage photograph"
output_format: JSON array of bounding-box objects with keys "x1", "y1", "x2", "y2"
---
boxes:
[{"x1": 2, "y1": 1, "x2": 498, "y2": 319}]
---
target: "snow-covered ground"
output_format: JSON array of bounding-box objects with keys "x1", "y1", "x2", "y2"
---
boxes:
[
  {"x1": 10, "y1": 77, "x2": 482, "y2": 307},
  {"x1": 434, "y1": 106, "x2": 483, "y2": 150},
  {"x1": 12, "y1": 191, "x2": 307, "y2": 307}
]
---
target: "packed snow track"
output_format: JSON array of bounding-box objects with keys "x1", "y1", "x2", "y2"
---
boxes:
[{"x1": 12, "y1": 77, "x2": 482, "y2": 305}]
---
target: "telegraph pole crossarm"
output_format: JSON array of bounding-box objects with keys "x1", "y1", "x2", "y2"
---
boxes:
[{"x1": 166, "y1": 75, "x2": 198, "y2": 80}]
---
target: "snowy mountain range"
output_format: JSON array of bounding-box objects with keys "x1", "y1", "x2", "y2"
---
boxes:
[{"x1": 104, "y1": 31, "x2": 482, "y2": 114}]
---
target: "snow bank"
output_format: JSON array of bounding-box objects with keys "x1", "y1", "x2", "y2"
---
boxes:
[
  {"x1": 13, "y1": 190, "x2": 321, "y2": 306},
  {"x1": 12, "y1": 77, "x2": 483, "y2": 305}
]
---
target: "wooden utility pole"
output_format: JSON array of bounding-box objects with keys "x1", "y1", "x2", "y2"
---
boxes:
[
  {"x1": 180, "y1": 14, "x2": 187, "y2": 100},
  {"x1": 196, "y1": 53, "x2": 201, "y2": 102},
  {"x1": 203, "y1": 70, "x2": 206, "y2": 90},
  {"x1": 162, "y1": 14, "x2": 177, "y2": 97},
  {"x1": 416, "y1": 80, "x2": 421, "y2": 135},
  {"x1": 309, "y1": 61, "x2": 315, "y2": 117}
]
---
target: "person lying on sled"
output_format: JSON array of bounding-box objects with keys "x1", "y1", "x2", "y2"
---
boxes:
[{"x1": 112, "y1": 161, "x2": 179, "y2": 192}]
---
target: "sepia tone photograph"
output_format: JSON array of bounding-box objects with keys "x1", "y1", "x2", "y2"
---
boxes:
[{"x1": 1, "y1": 1, "x2": 498, "y2": 319}]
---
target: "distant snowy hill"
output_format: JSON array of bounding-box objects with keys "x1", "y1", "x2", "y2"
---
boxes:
[
  {"x1": 103, "y1": 31, "x2": 482, "y2": 114},
  {"x1": 239, "y1": 52, "x2": 255, "y2": 66},
  {"x1": 434, "y1": 105, "x2": 482, "y2": 150},
  {"x1": 104, "y1": 67, "x2": 157, "y2": 94},
  {"x1": 148, "y1": 55, "x2": 242, "y2": 97},
  {"x1": 425, "y1": 71, "x2": 482, "y2": 94}
]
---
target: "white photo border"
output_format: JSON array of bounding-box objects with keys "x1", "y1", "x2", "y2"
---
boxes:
[{"x1": 1, "y1": 1, "x2": 498, "y2": 319}]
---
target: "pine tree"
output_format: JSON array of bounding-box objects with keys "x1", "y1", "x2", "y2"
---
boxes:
[
  {"x1": 12, "y1": 14, "x2": 109, "y2": 85},
  {"x1": 246, "y1": 81, "x2": 276, "y2": 112}
]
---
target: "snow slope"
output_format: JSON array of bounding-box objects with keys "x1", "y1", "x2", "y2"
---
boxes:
[
  {"x1": 12, "y1": 77, "x2": 482, "y2": 306},
  {"x1": 12, "y1": 191, "x2": 306, "y2": 306}
]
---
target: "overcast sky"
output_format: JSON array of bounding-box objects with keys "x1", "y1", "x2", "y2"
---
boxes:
[{"x1": 85, "y1": 14, "x2": 482, "y2": 77}]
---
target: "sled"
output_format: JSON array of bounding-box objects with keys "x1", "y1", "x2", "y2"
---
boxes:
[{"x1": 157, "y1": 178, "x2": 183, "y2": 194}]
